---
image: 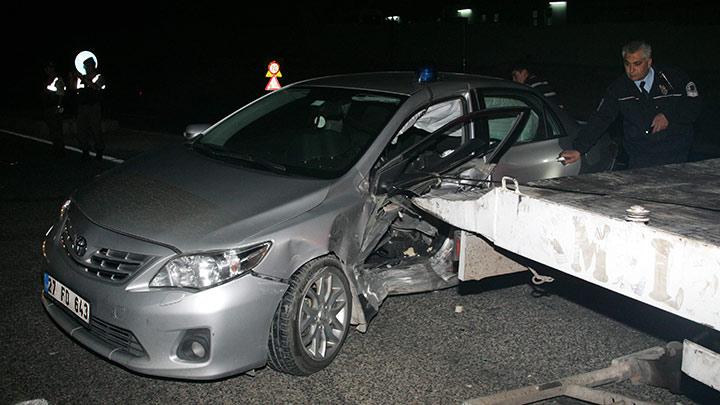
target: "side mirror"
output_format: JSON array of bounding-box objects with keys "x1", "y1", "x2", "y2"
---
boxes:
[{"x1": 183, "y1": 123, "x2": 211, "y2": 141}]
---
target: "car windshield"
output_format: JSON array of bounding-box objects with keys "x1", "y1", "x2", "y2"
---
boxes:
[{"x1": 195, "y1": 86, "x2": 407, "y2": 179}]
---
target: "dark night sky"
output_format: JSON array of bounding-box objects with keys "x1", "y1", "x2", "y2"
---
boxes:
[
  {"x1": 7, "y1": 1, "x2": 438, "y2": 124},
  {"x1": 9, "y1": 0, "x2": 717, "y2": 70},
  {"x1": 6, "y1": 0, "x2": 720, "y2": 130}
]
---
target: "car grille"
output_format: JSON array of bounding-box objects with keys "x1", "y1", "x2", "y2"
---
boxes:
[
  {"x1": 60, "y1": 222, "x2": 155, "y2": 282},
  {"x1": 90, "y1": 316, "x2": 146, "y2": 358}
]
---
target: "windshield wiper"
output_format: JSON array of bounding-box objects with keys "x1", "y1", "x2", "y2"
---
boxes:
[
  {"x1": 192, "y1": 143, "x2": 286, "y2": 173},
  {"x1": 229, "y1": 152, "x2": 287, "y2": 173},
  {"x1": 190, "y1": 142, "x2": 224, "y2": 155}
]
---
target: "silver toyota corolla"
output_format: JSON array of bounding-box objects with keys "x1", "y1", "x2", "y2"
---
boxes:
[{"x1": 41, "y1": 71, "x2": 614, "y2": 379}]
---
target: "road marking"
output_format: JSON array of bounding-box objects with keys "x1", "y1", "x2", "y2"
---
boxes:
[
  {"x1": 12, "y1": 399, "x2": 50, "y2": 405},
  {"x1": 0, "y1": 128, "x2": 124, "y2": 163}
]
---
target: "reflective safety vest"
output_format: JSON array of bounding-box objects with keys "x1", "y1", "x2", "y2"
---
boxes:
[
  {"x1": 76, "y1": 74, "x2": 106, "y2": 90},
  {"x1": 46, "y1": 77, "x2": 66, "y2": 95},
  {"x1": 44, "y1": 76, "x2": 66, "y2": 109},
  {"x1": 76, "y1": 73, "x2": 106, "y2": 105}
]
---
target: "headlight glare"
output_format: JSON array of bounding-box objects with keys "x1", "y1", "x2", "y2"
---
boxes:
[{"x1": 150, "y1": 242, "x2": 271, "y2": 289}]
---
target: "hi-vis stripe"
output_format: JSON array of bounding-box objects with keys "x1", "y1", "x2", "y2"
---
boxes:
[
  {"x1": 617, "y1": 96, "x2": 637, "y2": 101},
  {"x1": 653, "y1": 93, "x2": 682, "y2": 99},
  {"x1": 92, "y1": 74, "x2": 106, "y2": 89},
  {"x1": 76, "y1": 75, "x2": 106, "y2": 90},
  {"x1": 46, "y1": 77, "x2": 64, "y2": 92},
  {"x1": 530, "y1": 81, "x2": 548, "y2": 88}
]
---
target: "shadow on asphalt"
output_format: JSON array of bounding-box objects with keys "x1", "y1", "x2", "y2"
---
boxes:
[{"x1": 455, "y1": 251, "x2": 720, "y2": 404}]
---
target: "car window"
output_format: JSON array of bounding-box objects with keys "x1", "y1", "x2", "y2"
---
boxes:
[
  {"x1": 483, "y1": 96, "x2": 540, "y2": 144},
  {"x1": 544, "y1": 105, "x2": 563, "y2": 139},
  {"x1": 373, "y1": 107, "x2": 531, "y2": 195},
  {"x1": 481, "y1": 94, "x2": 563, "y2": 145},
  {"x1": 385, "y1": 98, "x2": 465, "y2": 161},
  {"x1": 196, "y1": 87, "x2": 406, "y2": 179}
]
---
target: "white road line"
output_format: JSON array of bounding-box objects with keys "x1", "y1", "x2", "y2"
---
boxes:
[
  {"x1": 0, "y1": 128, "x2": 124, "y2": 163},
  {"x1": 12, "y1": 399, "x2": 50, "y2": 405}
]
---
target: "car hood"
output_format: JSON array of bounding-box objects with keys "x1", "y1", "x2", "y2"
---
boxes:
[{"x1": 73, "y1": 145, "x2": 332, "y2": 252}]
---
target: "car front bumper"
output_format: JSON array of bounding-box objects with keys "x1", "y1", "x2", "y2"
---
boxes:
[
  {"x1": 41, "y1": 269, "x2": 288, "y2": 379},
  {"x1": 42, "y1": 216, "x2": 288, "y2": 380}
]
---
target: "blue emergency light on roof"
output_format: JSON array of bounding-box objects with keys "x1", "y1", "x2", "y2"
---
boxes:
[{"x1": 417, "y1": 66, "x2": 438, "y2": 83}]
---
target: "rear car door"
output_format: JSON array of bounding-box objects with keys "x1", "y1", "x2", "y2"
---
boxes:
[{"x1": 475, "y1": 89, "x2": 579, "y2": 183}]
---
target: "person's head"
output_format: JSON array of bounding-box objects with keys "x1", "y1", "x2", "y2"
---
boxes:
[
  {"x1": 510, "y1": 61, "x2": 531, "y2": 84},
  {"x1": 83, "y1": 57, "x2": 97, "y2": 74},
  {"x1": 44, "y1": 61, "x2": 57, "y2": 76},
  {"x1": 622, "y1": 40, "x2": 652, "y2": 81}
]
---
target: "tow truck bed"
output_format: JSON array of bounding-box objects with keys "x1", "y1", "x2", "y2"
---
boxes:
[{"x1": 413, "y1": 158, "x2": 720, "y2": 395}]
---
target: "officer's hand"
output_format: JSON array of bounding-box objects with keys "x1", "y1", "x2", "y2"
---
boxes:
[
  {"x1": 651, "y1": 113, "x2": 669, "y2": 134},
  {"x1": 558, "y1": 150, "x2": 581, "y2": 165}
]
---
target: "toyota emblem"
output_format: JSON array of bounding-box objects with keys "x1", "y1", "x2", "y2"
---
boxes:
[{"x1": 74, "y1": 235, "x2": 87, "y2": 257}]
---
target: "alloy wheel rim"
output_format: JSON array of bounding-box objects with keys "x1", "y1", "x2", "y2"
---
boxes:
[{"x1": 298, "y1": 267, "x2": 349, "y2": 361}]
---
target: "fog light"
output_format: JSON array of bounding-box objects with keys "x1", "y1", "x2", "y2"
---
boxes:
[
  {"x1": 177, "y1": 329, "x2": 211, "y2": 362},
  {"x1": 191, "y1": 341, "x2": 206, "y2": 358}
]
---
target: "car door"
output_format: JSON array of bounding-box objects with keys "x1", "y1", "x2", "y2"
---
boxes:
[
  {"x1": 372, "y1": 101, "x2": 531, "y2": 196},
  {"x1": 357, "y1": 100, "x2": 529, "y2": 270},
  {"x1": 475, "y1": 89, "x2": 579, "y2": 183}
]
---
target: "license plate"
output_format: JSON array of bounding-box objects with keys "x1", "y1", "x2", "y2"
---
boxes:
[{"x1": 44, "y1": 273, "x2": 91, "y2": 324}]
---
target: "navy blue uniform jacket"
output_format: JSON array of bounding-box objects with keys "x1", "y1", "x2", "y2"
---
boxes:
[{"x1": 573, "y1": 67, "x2": 702, "y2": 168}]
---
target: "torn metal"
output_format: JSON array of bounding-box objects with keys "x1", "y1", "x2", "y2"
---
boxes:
[{"x1": 351, "y1": 194, "x2": 459, "y2": 323}]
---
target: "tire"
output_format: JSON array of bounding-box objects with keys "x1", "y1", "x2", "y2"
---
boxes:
[{"x1": 267, "y1": 256, "x2": 352, "y2": 375}]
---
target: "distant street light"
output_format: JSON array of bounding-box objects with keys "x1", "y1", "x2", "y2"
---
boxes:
[
  {"x1": 548, "y1": 1, "x2": 567, "y2": 25},
  {"x1": 457, "y1": 9, "x2": 473, "y2": 18}
]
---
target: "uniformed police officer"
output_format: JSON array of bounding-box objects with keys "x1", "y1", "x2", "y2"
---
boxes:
[
  {"x1": 560, "y1": 40, "x2": 702, "y2": 169},
  {"x1": 511, "y1": 61, "x2": 565, "y2": 109},
  {"x1": 74, "y1": 55, "x2": 107, "y2": 162},
  {"x1": 43, "y1": 61, "x2": 66, "y2": 157}
]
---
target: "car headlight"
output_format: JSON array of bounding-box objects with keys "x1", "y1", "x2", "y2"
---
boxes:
[{"x1": 150, "y1": 242, "x2": 272, "y2": 289}]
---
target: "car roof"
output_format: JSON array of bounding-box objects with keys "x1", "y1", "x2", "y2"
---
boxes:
[{"x1": 292, "y1": 71, "x2": 529, "y2": 96}]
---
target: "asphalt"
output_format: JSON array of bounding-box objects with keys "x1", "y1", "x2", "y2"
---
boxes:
[{"x1": 0, "y1": 115, "x2": 182, "y2": 162}]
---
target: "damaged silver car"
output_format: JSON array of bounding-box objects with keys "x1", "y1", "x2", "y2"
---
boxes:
[{"x1": 41, "y1": 71, "x2": 614, "y2": 379}]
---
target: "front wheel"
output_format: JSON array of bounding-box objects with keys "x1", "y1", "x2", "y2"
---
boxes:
[{"x1": 268, "y1": 256, "x2": 352, "y2": 375}]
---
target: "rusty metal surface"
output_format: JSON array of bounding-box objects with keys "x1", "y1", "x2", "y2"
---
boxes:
[{"x1": 524, "y1": 159, "x2": 720, "y2": 245}]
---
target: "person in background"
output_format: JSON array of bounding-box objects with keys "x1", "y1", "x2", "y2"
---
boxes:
[
  {"x1": 560, "y1": 40, "x2": 702, "y2": 169},
  {"x1": 511, "y1": 60, "x2": 565, "y2": 109},
  {"x1": 43, "y1": 61, "x2": 66, "y2": 158},
  {"x1": 74, "y1": 56, "x2": 107, "y2": 162}
]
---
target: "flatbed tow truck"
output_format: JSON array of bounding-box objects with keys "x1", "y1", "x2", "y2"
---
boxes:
[{"x1": 414, "y1": 158, "x2": 720, "y2": 404}]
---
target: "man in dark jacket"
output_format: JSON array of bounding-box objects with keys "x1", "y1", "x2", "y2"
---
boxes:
[
  {"x1": 43, "y1": 61, "x2": 66, "y2": 157},
  {"x1": 511, "y1": 61, "x2": 564, "y2": 109},
  {"x1": 74, "y1": 53, "x2": 107, "y2": 162},
  {"x1": 560, "y1": 40, "x2": 702, "y2": 169}
]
